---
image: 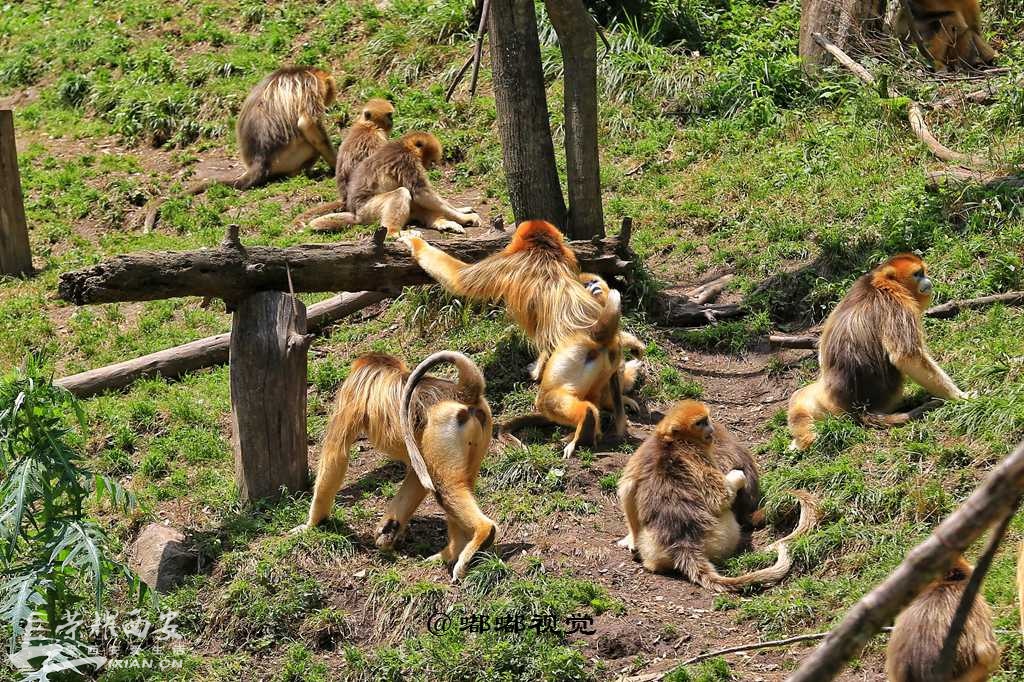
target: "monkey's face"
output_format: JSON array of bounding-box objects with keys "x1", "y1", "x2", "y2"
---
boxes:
[
  {"x1": 580, "y1": 274, "x2": 610, "y2": 304},
  {"x1": 363, "y1": 99, "x2": 395, "y2": 132},
  {"x1": 658, "y1": 400, "x2": 714, "y2": 445},
  {"x1": 884, "y1": 254, "x2": 933, "y2": 304}
]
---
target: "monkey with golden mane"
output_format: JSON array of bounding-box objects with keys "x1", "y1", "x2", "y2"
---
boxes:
[
  {"x1": 617, "y1": 400, "x2": 818, "y2": 592},
  {"x1": 885, "y1": 555, "x2": 1000, "y2": 682},
  {"x1": 788, "y1": 253, "x2": 970, "y2": 450},
  {"x1": 894, "y1": 0, "x2": 996, "y2": 71},
  {"x1": 401, "y1": 219, "x2": 605, "y2": 355},
  {"x1": 291, "y1": 351, "x2": 496, "y2": 581},
  {"x1": 307, "y1": 131, "x2": 479, "y2": 235},
  {"x1": 144, "y1": 67, "x2": 338, "y2": 231}
]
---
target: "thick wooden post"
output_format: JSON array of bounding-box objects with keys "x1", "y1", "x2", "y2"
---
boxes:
[
  {"x1": 0, "y1": 110, "x2": 31, "y2": 276},
  {"x1": 230, "y1": 291, "x2": 312, "y2": 502}
]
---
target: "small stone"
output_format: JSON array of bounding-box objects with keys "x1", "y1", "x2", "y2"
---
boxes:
[{"x1": 130, "y1": 523, "x2": 197, "y2": 593}]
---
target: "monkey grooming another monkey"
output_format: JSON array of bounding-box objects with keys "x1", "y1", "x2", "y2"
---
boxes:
[
  {"x1": 291, "y1": 351, "x2": 496, "y2": 581},
  {"x1": 894, "y1": 0, "x2": 996, "y2": 71},
  {"x1": 885, "y1": 555, "x2": 1000, "y2": 682},
  {"x1": 307, "y1": 131, "x2": 479, "y2": 235},
  {"x1": 788, "y1": 253, "x2": 970, "y2": 450},
  {"x1": 295, "y1": 98, "x2": 395, "y2": 226},
  {"x1": 401, "y1": 220, "x2": 604, "y2": 355},
  {"x1": 144, "y1": 66, "x2": 338, "y2": 231},
  {"x1": 617, "y1": 401, "x2": 818, "y2": 592}
]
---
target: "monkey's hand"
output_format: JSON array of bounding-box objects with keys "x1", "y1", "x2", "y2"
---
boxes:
[
  {"x1": 456, "y1": 206, "x2": 475, "y2": 214},
  {"x1": 458, "y1": 212, "x2": 481, "y2": 227},
  {"x1": 398, "y1": 229, "x2": 424, "y2": 251},
  {"x1": 959, "y1": 389, "x2": 979, "y2": 399}
]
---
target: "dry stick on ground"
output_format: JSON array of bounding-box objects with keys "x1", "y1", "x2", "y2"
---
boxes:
[
  {"x1": 690, "y1": 273, "x2": 734, "y2": 305},
  {"x1": 926, "y1": 166, "x2": 1024, "y2": 189},
  {"x1": 55, "y1": 291, "x2": 387, "y2": 398},
  {"x1": 811, "y1": 32, "x2": 995, "y2": 169},
  {"x1": 769, "y1": 290, "x2": 1024, "y2": 348},
  {"x1": 787, "y1": 439, "x2": 1024, "y2": 681}
]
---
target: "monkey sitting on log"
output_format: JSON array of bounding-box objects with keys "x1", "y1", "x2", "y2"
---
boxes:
[
  {"x1": 291, "y1": 351, "x2": 496, "y2": 581},
  {"x1": 307, "y1": 131, "x2": 479, "y2": 235},
  {"x1": 894, "y1": 0, "x2": 996, "y2": 71},
  {"x1": 617, "y1": 400, "x2": 818, "y2": 592},
  {"x1": 787, "y1": 253, "x2": 971, "y2": 450},
  {"x1": 144, "y1": 66, "x2": 339, "y2": 231},
  {"x1": 885, "y1": 555, "x2": 1000, "y2": 682}
]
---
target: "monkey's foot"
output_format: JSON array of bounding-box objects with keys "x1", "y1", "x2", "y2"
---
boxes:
[
  {"x1": 433, "y1": 219, "x2": 466, "y2": 234},
  {"x1": 615, "y1": 534, "x2": 635, "y2": 551},
  {"x1": 456, "y1": 206, "x2": 475, "y2": 214},
  {"x1": 374, "y1": 518, "x2": 404, "y2": 550},
  {"x1": 459, "y1": 212, "x2": 481, "y2": 227},
  {"x1": 497, "y1": 432, "x2": 527, "y2": 452},
  {"x1": 562, "y1": 440, "x2": 577, "y2": 459},
  {"x1": 623, "y1": 396, "x2": 640, "y2": 413},
  {"x1": 526, "y1": 360, "x2": 540, "y2": 381},
  {"x1": 398, "y1": 229, "x2": 423, "y2": 248},
  {"x1": 288, "y1": 523, "x2": 310, "y2": 536}
]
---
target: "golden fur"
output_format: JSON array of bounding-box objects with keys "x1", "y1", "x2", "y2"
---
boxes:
[
  {"x1": 502, "y1": 286, "x2": 629, "y2": 458},
  {"x1": 293, "y1": 351, "x2": 495, "y2": 581},
  {"x1": 308, "y1": 131, "x2": 479, "y2": 234},
  {"x1": 788, "y1": 253, "x2": 968, "y2": 450},
  {"x1": 894, "y1": 0, "x2": 996, "y2": 70},
  {"x1": 618, "y1": 401, "x2": 819, "y2": 592},
  {"x1": 402, "y1": 220, "x2": 605, "y2": 354},
  {"x1": 885, "y1": 556, "x2": 1000, "y2": 682}
]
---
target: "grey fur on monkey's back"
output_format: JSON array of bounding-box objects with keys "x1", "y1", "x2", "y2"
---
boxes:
[{"x1": 236, "y1": 67, "x2": 327, "y2": 168}]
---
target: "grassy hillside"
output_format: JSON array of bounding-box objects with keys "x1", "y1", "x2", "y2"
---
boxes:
[{"x1": 2, "y1": 0, "x2": 1024, "y2": 680}]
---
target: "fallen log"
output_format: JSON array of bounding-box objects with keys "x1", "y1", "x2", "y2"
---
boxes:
[
  {"x1": 55, "y1": 291, "x2": 386, "y2": 398},
  {"x1": 787, "y1": 439, "x2": 1024, "y2": 681},
  {"x1": 769, "y1": 334, "x2": 819, "y2": 349},
  {"x1": 925, "y1": 290, "x2": 1024, "y2": 319},
  {"x1": 58, "y1": 224, "x2": 632, "y2": 305}
]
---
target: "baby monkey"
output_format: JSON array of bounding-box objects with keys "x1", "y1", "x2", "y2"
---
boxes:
[
  {"x1": 292, "y1": 351, "x2": 496, "y2": 581},
  {"x1": 618, "y1": 401, "x2": 818, "y2": 592}
]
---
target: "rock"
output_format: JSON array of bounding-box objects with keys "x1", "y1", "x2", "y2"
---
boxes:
[{"x1": 130, "y1": 523, "x2": 197, "y2": 593}]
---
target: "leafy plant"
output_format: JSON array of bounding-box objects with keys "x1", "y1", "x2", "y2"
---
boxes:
[{"x1": 0, "y1": 357, "x2": 147, "y2": 679}]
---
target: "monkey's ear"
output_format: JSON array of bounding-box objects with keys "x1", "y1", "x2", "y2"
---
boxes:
[
  {"x1": 456, "y1": 408, "x2": 470, "y2": 425},
  {"x1": 415, "y1": 140, "x2": 424, "y2": 148},
  {"x1": 364, "y1": 111, "x2": 372, "y2": 119}
]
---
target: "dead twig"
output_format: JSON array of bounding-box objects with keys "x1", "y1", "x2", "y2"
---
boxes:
[
  {"x1": 811, "y1": 32, "x2": 997, "y2": 171},
  {"x1": 690, "y1": 274, "x2": 735, "y2": 305},
  {"x1": 925, "y1": 290, "x2": 1024, "y2": 318},
  {"x1": 445, "y1": 0, "x2": 491, "y2": 101},
  {"x1": 926, "y1": 166, "x2": 1024, "y2": 189}
]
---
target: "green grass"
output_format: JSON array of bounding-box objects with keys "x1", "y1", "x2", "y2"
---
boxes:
[{"x1": 2, "y1": 0, "x2": 1024, "y2": 679}]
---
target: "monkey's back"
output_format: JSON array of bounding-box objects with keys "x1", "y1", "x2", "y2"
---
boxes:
[
  {"x1": 885, "y1": 577, "x2": 999, "y2": 682},
  {"x1": 347, "y1": 141, "x2": 427, "y2": 212},
  {"x1": 819, "y1": 274, "x2": 919, "y2": 412},
  {"x1": 336, "y1": 125, "x2": 387, "y2": 199},
  {"x1": 237, "y1": 68, "x2": 323, "y2": 166},
  {"x1": 710, "y1": 425, "x2": 760, "y2": 528},
  {"x1": 627, "y1": 439, "x2": 727, "y2": 555}
]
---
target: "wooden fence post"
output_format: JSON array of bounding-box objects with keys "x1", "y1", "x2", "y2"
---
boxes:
[
  {"x1": 229, "y1": 290, "x2": 312, "y2": 502},
  {"x1": 0, "y1": 110, "x2": 32, "y2": 276}
]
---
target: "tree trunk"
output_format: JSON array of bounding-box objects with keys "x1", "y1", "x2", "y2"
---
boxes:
[
  {"x1": 799, "y1": 0, "x2": 887, "y2": 71},
  {"x1": 544, "y1": 0, "x2": 604, "y2": 239},
  {"x1": 488, "y1": 0, "x2": 567, "y2": 228},
  {"x1": 230, "y1": 291, "x2": 311, "y2": 502},
  {"x1": 0, "y1": 110, "x2": 32, "y2": 276},
  {"x1": 56, "y1": 291, "x2": 386, "y2": 398},
  {"x1": 58, "y1": 229, "x2": 632, "y2": 305}
]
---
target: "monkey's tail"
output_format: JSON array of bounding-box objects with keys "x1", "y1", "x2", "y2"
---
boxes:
[
  {"x1": 141, "y1": 171, "x2": 260, "y2": 232},
  {"x1": 589, "y1": 289, "x2": 622, "y2": 345},
  {"x1": 308, "y1": 212, "x2": 359, "y2": 232},
  {"x1": 294, "y1": 200, "x2": 346, "y2": 226},
  {"x1": 677, "y1": 490, "x2": 820, "y2": 592},
  {"x1": 401, "y1": 351, "x2": 485, "y2": 492},
  {"x1": 498, "y1": 413, "x2": 553, "y2": 436},
  {"x1": 1017, "y1": 540, "x2": 1024, "y2": 637},
  {"x1": 860, "y1": 399, "x2": 945, "y2": 428}
]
